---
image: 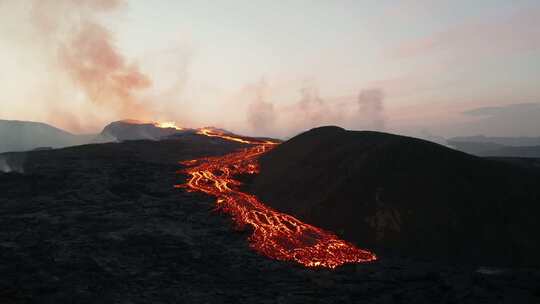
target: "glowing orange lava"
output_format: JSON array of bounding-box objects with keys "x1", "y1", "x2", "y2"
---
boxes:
[
  {"x1": 178, "y1": 130, "x2": 377, "y2": 268},
  {"x1": 154, "y1": 121, "x2": 183, "y2": 130},
  {"x1": 196, "y1": 128, "x2": 254, "y2": 144}
]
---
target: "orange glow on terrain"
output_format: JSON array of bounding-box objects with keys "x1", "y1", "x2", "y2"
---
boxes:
[
  {"x1": 177, "y1": 131, "x2": 377, "y2": 268},
  {"x1": 196, "y1": 128, "x2": 254, "y2": 144},
  {"x1": 154, "y1": 121, "x2": 183, "y2": 130}
]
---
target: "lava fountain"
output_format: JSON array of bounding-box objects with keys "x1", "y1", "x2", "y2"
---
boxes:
[{"x1": 177, "y1": 128, "x2": 377, "y2": 268}]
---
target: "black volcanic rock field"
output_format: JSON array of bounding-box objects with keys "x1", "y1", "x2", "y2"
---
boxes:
[
  {"x1": 1, "y1": 130, "x2": 540, "y2": 303},
  {"x1": 252, "y1": 127, "x2": 540, "y2": 266}
]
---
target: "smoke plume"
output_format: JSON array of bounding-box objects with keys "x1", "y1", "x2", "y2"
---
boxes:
[
  {"x1": 0, "y1": 0, "x2": 162, "y2": 132},
  {"x1": 31, "y1": 0, "x2": 152, "y2": 119},
  {"x1": 357, "y1": 89, "x2": 386, "y2": 131},
  {"x1": 297, "y1": 86, "x2": 330, "y2": 126},
  {"x1": 246, "y1": 79, "x2": 276, "y2": 133},
  {"x1": 0, "y1": 155, "x2": 24, "y2": 174},
  {"x1": 241, "y1": 83, "x2": 386, "y2": 138},
  {"x1": 58, "y1": 21, "x2": 152, "y2": 117},
  {"x1": 0, "y1": 157, "x2": 9, "y2": 173}
]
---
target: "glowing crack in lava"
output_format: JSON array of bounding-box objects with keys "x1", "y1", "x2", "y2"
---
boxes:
[{"x1": 177, "y1": 128, "x2": 377, "y2": 268}]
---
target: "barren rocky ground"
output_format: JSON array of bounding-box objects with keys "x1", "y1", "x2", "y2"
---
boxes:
[{"x1": 1, "y1": 137, "x2": 539, "y2": 303}]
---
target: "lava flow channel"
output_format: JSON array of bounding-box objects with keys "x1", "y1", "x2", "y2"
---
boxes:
[{"x1": 177, "y1": 130, "x2": 377, "y2": 268}]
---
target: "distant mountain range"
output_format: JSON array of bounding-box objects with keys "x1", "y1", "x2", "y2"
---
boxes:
[
  {"x1": 0, "y1": 120, "x2": 98, "y2": 153},
  {"x1": 448, "y1": 135, "x2": 540, "y2": 157},
  {"x1": 0, "y1": 119, "x2": 191, "y2": 153},
  {"x1": 0, "y1": 119, "x2": 252, "y2": 154},
  {"x1": 3, "y1": 119, "x2": 540, "y2": 158},
  {"x1": 450, "y1": 135, "x2": 540, "y2": 146}
]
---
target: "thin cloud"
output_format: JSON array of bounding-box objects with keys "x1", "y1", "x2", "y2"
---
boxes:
[
  {"x1": 389, "y1": 7, "x2": 540, "y2": 59},
  {"x1": 463, "y1": 103, "x2": 540, "y2": 117}
]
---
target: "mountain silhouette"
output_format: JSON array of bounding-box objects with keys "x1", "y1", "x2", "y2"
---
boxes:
[{"x1": 0, "y1": 120, "x2": 96, "y2": 153}]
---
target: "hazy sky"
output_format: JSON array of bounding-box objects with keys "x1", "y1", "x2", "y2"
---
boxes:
[{"x1": 1, "y1": 0, "x2": 539, "y2": 138}]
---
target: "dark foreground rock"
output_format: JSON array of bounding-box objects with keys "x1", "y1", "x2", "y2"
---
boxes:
[
  {"x1": 1, "y1": 135, "x2": 539, "y2": 303},
  {"x1": 252, "y1": 126, "x2": 540, "y2": 267}
]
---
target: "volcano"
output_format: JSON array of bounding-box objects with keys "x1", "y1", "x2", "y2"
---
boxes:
[
  {"x1": 1, "y1": 124, "x2": 539, "y2": 303},
  {"x1": 97, "y1": 120, "x2": 187, "y2": 142},
  {"x1": 251, "y1": 126, "x2": 540, "y2": 266}
]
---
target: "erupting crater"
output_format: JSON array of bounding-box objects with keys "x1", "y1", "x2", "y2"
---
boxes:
[
  {"x1": 154, "y1": 121, "x2": 183, "y2": 130},
  {"x1": 176, "y1": 128, "x2": 377, "y2": 269}
]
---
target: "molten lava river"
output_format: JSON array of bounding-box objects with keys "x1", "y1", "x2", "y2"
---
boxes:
[{"x1": 177, "y1": 129, "x2": 377, "y2": 269}]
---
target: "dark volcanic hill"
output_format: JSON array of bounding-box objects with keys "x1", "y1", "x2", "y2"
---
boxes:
[
  {"x1": 251, "y1": 126, "x2": 540, "y2": 266},
  {"x1": 98, "y1": 120, "x2": 186, "y2": 142}
]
